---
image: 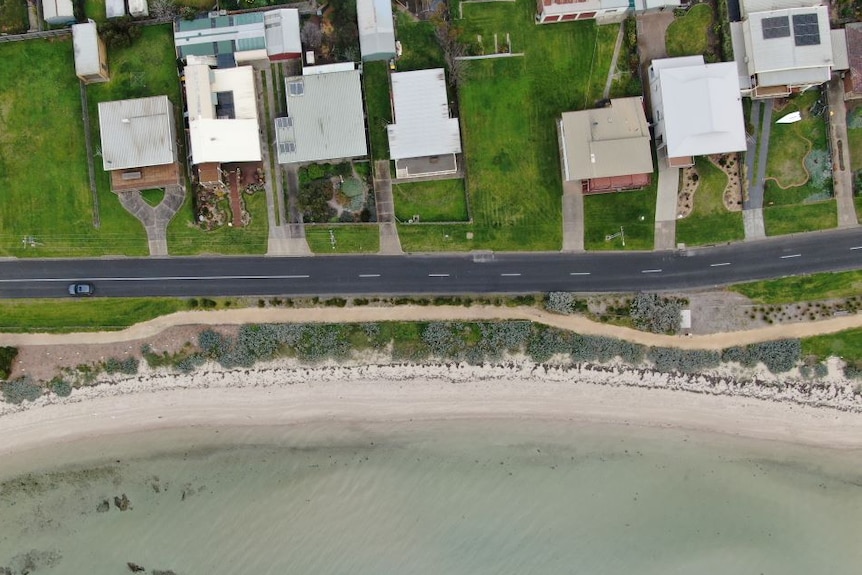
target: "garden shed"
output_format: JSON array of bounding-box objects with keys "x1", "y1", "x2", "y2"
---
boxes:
[
  {"x1": 41, "y1": 0, "x2": 75, "y2": 25},
  {"x1": 357, "y1": 0, "x2": 396, "y2": 61},
  {"x1": 72, "y1": 21, "x2": 109, "y2": 84},
  {"x1": 128, "y1": 0, "x2": 148, "y2": 17},
  {"x1": 264, "y1": 8, "x2": 301, "y2": 60}
]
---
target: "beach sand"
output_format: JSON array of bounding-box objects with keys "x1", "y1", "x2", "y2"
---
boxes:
[{"x1": 2, "y1": 360, "x2": 862, "y2": 459}]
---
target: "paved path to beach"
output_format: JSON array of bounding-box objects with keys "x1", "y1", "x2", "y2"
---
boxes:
[{"x1": 0, "y1": 306, "x2": 859, "y2": 350}]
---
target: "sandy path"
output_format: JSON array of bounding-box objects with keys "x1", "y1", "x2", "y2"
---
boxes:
[{"x1": 0, "y1": 306, "x2": 859, "y2": 350}]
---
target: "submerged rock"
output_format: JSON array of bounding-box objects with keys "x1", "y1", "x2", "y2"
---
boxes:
[
  {"x1": 152, "y1": 571, "x2": 177, "y2": 575},
  {"x1": 96, "y1": 499, "x2": 110, "y2": 513},
  {"x1": 127, "y1": 562, "x2": 146, "y2": 573},
  {"x1": 114, "y1": 494, "x2": 132, "y2": 511}
]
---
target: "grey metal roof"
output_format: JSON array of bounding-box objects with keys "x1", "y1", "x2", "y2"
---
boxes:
[
  {"x1": 742, "y1": 6, "x2": 833, "y2": 86},
  {"x1": 831, "y1": 29, "x2": 849, "y2": 71},
  {"x1": 559, "y1": 97, "x2": 653, "y2": 182},
  {"x1": 276, "y1": 69, "x2": 368, "y2": 164},
  {"x1": 387, "y1": 69, "x2": 461, "y2": 161},
  {"x1": 357, "y1": 0, "x2": 396, "y2": 60},
  {"x1": 41, "y1": 0, "x2": 74, "y2": 22},
  {"x1": 72, "y1": 21, "x2": 102, "y2": 78},
  {"x1": 98, "y1": 96, "x2": 178, "y2": 171},
  {"x1": 106, "y1": 0, "x2": 125, "y2": 18},
  {"x1": 740, "y1": 0, "x2": 822, "y2": 17},
  {"x1": 264, "y1": 8, "x2": 301, "y2": 57}
]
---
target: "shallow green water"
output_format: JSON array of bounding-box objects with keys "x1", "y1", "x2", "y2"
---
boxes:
[{"x1": 1, "y1": 420, "x2": 861, "y2": 574}]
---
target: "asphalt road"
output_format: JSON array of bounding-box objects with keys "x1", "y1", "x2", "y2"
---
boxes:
[{"x1": 0, "y1": 229, "x2": 861, "y2": 299}]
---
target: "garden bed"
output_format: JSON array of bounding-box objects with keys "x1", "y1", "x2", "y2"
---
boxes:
[{"x1": 298, "y1": 161, "x2": 375, "y2": 224}]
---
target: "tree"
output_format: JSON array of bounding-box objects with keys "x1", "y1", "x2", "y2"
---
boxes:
[
  {"x1": 301, "y1": 20, "x2": 323, "y2": 50},
  {"x1": 432, "y1": 13, "x2": 466, "y2": 86},
  {"x1": 99, "y1": 17, "x2": 142, "y2": 48},
  {"x1": 298, "y1": 180, "x2": 336, "y2": 222}
]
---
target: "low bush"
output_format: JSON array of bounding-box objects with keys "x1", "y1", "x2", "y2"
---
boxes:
[
  {"x1": 747, "y1": 339, "x2": 801, "y2": 373},
  {"x1": 1, "y1": 377, "x2": 43, "y2": 404},
  {"x1": 50, "y1": 377, "x2": 72, "y2": 398},
  {"x1": 630, "y1": 293, "x2": 684, "y2": 334},
  {"x1": 527, "y1": 326, "x2": 572, "y2": 363},
  {"x1": 103, "y1": 357, "x2": 139, "y2": 375},
  {"x1": 0, "y1": 347, "x2": 18, "y2": 380}
]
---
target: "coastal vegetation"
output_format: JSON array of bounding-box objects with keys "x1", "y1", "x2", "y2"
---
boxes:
[
  {"x1": 729, "y1": 270, "x2": 862, "y2": 303},
  {"x1": 0, "y1": 347, "x2": 17, "y2": 380}
]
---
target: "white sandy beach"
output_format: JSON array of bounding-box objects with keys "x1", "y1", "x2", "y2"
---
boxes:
[{"x1": 1, "y1": 360, "x2": 862, "y2": 458}]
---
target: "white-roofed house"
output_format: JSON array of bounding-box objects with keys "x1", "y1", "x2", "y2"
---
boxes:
[
  {"x1": 264, "y1": 8, "x2": 301, "y2": 60},
  {"x1": 41, "y1": 0, "x2": 75, "y2": 25},
  {"x1": 72, "y1": 20, "x2": 109, "y2": 84},
  {"x1": 387, "y1": 69, "x2": 462, "y2": 179},
  {"x1": 731, "y1": 0, "x2": 838, "y2": 98},
  {"x1": 557, "y1": 97, "x2": 654, "y2": 194},
  {"x1": 106, "y1": 0, "x2": 126, "y2": 19},
  {"x1": 649, "y1": 56, "x2": 747, "y2": 168},
  {"x1": 97, "y1": 95, "x2": 182, "y2": 192},
  {"x1": 275, "y1": 66, "x2": 368, "y2": 164},
  {"x1": 183, "y1": 62, "x2": 262, "y2": 184},
  {"x1": 357, "y1": 0, "x2": 396, "y2": 61}
]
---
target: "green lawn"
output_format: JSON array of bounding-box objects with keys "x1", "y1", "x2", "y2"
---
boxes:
[
  {"x1": 583, "y1": 185, "x2": 657, "y2": 251},
  {"x1": 392, "y1": 179, "x2": 469, "y2": 222},
  {"x1": 586, "y1": 23, "x2": 621, "y2": 105},
  {"x1": 0, "y1": 0, "x2": 28, "y2": 33},
  {"x1": 84, "y1": 0, "x2": 105, "y2": 21},
  {"x1": 856, "y1": 195, "x2": 862, "y2": 221},
  {"x1": 763, "y1": 200, "x2": 837, "y2": 236},
  {"x1": 397, "y1": 223, "x2": 475, "y2": 252},
  {"x1": 729, "y1": 270, "x2": 862, "y2": 303},
  {"x1": 803, "y1": 329, "x2": 862, "y2": 362},
  {"x1": 847, "y1": 127, "x2": 862, "y2": 171},
  {"x1": 140, "y1": 189, "x2": 166, "y2": 207},
  {"x1": 0, "y1": 38, "x2": 150, "y2": 257},
  {"x1": 676, "y1": 157, "x2": 744, "y2": 246},
  {"x1": 305, "y1": 225, "x2": 380, "y2": 253},
  {"x1": 0, "y1": 298, "x2": 187, "y2": 333},
  {"x1": 451, "y1": 0, "x2": 617, "y2": 252},
  {"x1": 363, "y1": 60, "x2": 391, "y2": 160},
  {"x1": 665, "y1": 4, "x2": 714, "y2": 58},
  {"x1": 168, "y1": 190, "x2": 269, "y2": 255},
  {"x1": 395, "y1": 11, "x2": 446, "y2": 71}
]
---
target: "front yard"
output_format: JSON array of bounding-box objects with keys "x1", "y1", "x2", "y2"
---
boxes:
[
  {"x1": 305, "y1": 225, "x2": 380, "y2": 253},
  {"x1": 392, "y1": 179, "x2": 468, "y2": 222},
  {"x1": 665, "y1": 3, "x2": 716, "y2": 59},
  {"x1": 675, "y1": 156, "x2": 745, "y2": 246},
  {"x1": 439, "y1": 0, "x2": 617, "y2": 252},
  {"x1": 167, "y1": 190, "x2": 269, "y2": 255},
  {"x1": 583, "y1": 184, "x2": 657, "y2": 251},
  {"x1": 763, "y1": 90, "x2": 836, "y2": 235},
  {"x1": 0, "y1": 38, "x2": 149, "y2": 257}
]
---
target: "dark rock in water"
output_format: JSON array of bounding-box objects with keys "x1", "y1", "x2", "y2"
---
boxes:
[
  {"x1": 96, "y1": 499, "x2": 110, "y2": 513},
  {"x1": 127, "y1": 562, "x2": 146, "y2": 573},
  {"x1": 152, "y1": 571, "x2": 177, "y2": 575},
  {"x1": 114, "y1": 494, "x2": 132, "y2": 511},
  {"x1": 8, "y1": 550, "x2": 62, "y2": 574},
  {"x1": 0, "y1": 566, "x2": 12, "y2": 575}
]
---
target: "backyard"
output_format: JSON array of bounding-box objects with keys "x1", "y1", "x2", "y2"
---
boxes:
[
  {"x1": 395, "y1": 10, "x2": 446, "y2": 72},
  {"x1": 763, "y1": 90, "x2": 836, "y2": 235},
  {"x1": 363, "y1": 61, "x2": 391, "y2": 161},
  {"x1": 392, "y1": 179, "x2": 469, "y2": 222},
  {"x1": 0, "y1": 0, "x2": 27, "y2": 33},
  {"x1": 414, "y1": 0, "x2": 618, "y2": 252},
  {"x1": 0, "y1": 38, "x2": 149, "y2": 257},
  {"x1": 583, "y1": 185, "x2": 657, "y2": 251},
  {"x1": 675, "y1": 156, "x2": 744, "y2": 246},
  {"x1": 665, "y1": 3, "x2": 716, "y2": 59}
]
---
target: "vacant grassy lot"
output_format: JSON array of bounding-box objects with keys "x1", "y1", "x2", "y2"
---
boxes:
[
  {"x1": 395, "y1": 11, "x2": 445, "y2": 71},
  {"x1": 676, "y1": 157, "x2": 744, "y2": 246},
  {"x1": 0, "y1": 0, "x2": 28, "y2": 33},
  {"x1": 583, "y1": 185, "x2": 657, "y2": 251},
  {"x1": 168, "y1": 191, "x2": 269, "y2": 255},
  {"x1": 729, "y1": 270, "x2": 862, "y2": 303},
  {"x1": 763, "y1": 200, "x2": 836, "y2": 236},
  {"x1": 305, "y1": 225, "x2": 380, "y2": 253},
  {"x1": 803, "y1": 328, "x2": 862, "y2": 362},
  {"x1": 451, "y1": 0, "x2": 617, "y2": 251},
  {"x1": 665, "y1": 3, "x2": 714, "y2": 58},
  {"x1": 393, "y1": 179, "x2": 468, "y2": 222},
  {"x1": 363, "y1": 61, "x2": 391, "y2": 160},
  {"x1": 397, "y1": 223, "x2": 475, "y2": 252},
  {"x1": 0, "y1": 38, "x2": 150, "y2": 257},
  {"x1": 0, "y1": 298, "x2": 187, "y2": 333}
]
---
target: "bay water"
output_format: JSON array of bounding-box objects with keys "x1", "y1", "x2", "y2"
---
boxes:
[{"x1": 1, "y1": 419, "x2": 861, "y2": 574}]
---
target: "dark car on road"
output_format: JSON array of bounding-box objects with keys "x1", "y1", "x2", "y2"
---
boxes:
[{"x1": 68, "y1": 282, "x2": 95, "y2": 296}]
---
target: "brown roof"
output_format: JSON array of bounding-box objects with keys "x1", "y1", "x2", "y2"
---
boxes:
[
  {"x1": 846, "y1": 24, "x2": 862, "y2": 95},
  {"x1": 111, "y1": 163, "x2": 182, "y2": 192}
]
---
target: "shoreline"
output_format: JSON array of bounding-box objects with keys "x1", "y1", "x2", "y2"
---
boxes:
[{"x1": 2, "y1": 360, "x2": 862, "y2": 457}]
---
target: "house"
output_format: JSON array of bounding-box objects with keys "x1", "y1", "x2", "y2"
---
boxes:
[
  {"x1": 128, "y1": 0, "x2": 149, "y2": 17},
  {"x1": 731, "y1": 0, "x2": 842, "y2": 97},
  {"x1": 649, "y1": 56, "x2": 746, "y2": 168},
  {"x1": 106, "y1": 0, "x2": 125, "y2": 19},
  {"x1": 843, "y1": 23, "x2": 862, "y2": 99},
  {"x1": 387, "y1": 69, "x2": 462, "y2": 179},
  {"x1": 264, "y1": 8, "x2": 301, "y2": 60},
  {"x1": 557, "y1": 97, "x2": 654, "y2": 194},
  {"x1": 184, "y1": 61, "x2": 262, "y2": 180},
  {"x1": 72, "y1": 20, "x2": 109, "y2": 84},
  {"x1": 97, "y1": 96, "x2": 181, "y2": 192},
  {"x1": 357, "y1": 0, "x2": 396, "y2": 61},
  {"x1": 174, "y1": 13, "x2": 269, "y2": 66},
  {"x1": 275, "y1": 63, "x2": 368, "y2": 164},
  {"x1": 41, "y1": 0, "x2": 75, "y2": 25},
  {"x1": 535, "y1": 0, "x2": 678, "y2": 24}
]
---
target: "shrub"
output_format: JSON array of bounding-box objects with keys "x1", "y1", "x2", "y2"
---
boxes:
[
  {"x1": 721, "y1": 345, "x2": 751, "y2": 366},
  {"x1": 237, "y1": 324, "x2": 281, "y2": 360},
  {"x1": 198, "y1": 329, "x2": 231, "y2": 358},
  {"x1": 648, "y1": 347, "x2": 720, "y2": 373},
  {"x1": 421, "y1": 322, "x2": 465, "y2": 358},
  {"x1": 747, "y1": 339, "x2": 801, "y2": 373},
  {"x1": 0, "y1": 347, "x2": 18, "y2": 380},
  {"x1": 527, "y1": 327, "x2": 571, "y2": 363},
  {"x1": 545, "y1": 292, "x2": 578, "y2": 315},
  {"x1": 1, "y1": 377, "x2": 43, "y2": 405},
  {"x1": 630, "y1": 293, "x2": 683, "y2": 334},
  {"x1": 295, "y1": 324, "x2": 349, "y2": 361},
  {"x1": 50, "y1": 378, "x2": 72, "y2": 398},
  {"x1": 104, "y1": 357, "x2": 139, "y2": 375},
  {"x1": 174, "y1": 353, "x2": 206, "y2": 374}
]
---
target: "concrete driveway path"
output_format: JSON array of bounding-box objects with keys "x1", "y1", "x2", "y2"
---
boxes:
[
  {"x1": 654, "y1": 150, "x2": 679, "y2": 250},
  {"x1": 561, "y1": 180, "x2": 585, "y2": 252},
  {"x1": 374, "y1": 161, "x2": 403, "y2": 255},
  {"x1": 743, "y1": 99, "x2": 771, "y2": 239},
  {"x1": 117, "y1": 185, "x2": 185, "y2": 256},
  {"x1": 827, "y1": 78, "x2": 860, "y2": 228}
]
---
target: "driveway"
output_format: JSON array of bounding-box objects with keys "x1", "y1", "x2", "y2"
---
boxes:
[{"x1": 636, "y1": 12, "x2": 675, "y2": 120}]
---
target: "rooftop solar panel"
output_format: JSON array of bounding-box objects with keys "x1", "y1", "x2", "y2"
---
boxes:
[
  {"x1": 762, "y1": 16, "x2": 790, "y2": 40},
  {"x1": 792, "y1": 13, "x2": 821, "y2": 47}
]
